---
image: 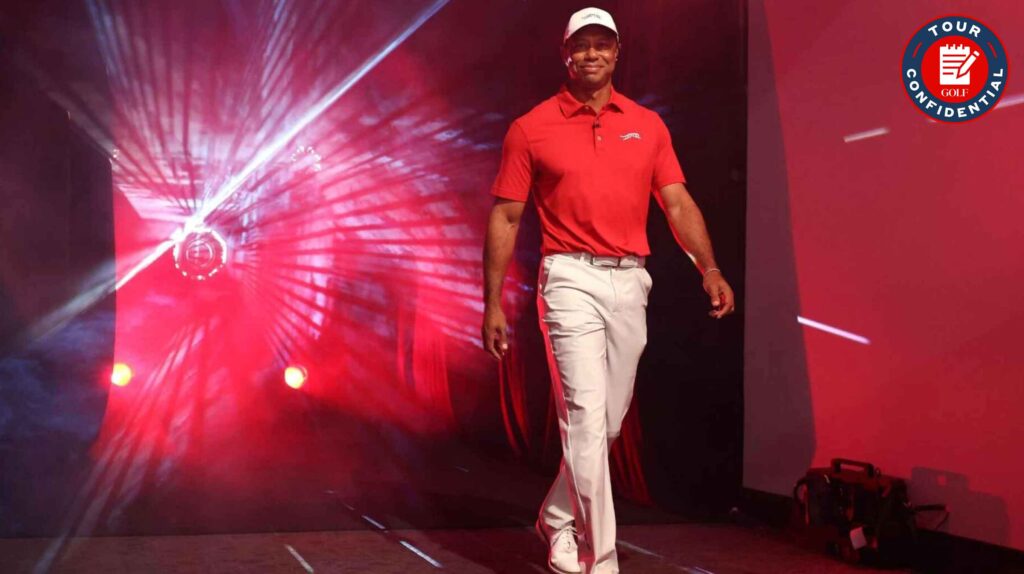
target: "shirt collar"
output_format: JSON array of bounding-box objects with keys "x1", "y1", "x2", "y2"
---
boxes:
[{"x1": 556, "y1": 84, "x2": 627, "y2": 117}]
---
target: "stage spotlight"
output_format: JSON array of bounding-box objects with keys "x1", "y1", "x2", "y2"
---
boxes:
[
  {"x1": 111, "y1": 363, "x2": 133, "y2": 387},
  {"x1": 172, "y1": 225, "x2": 228, "y2": 281},
  {"x1": 284, "y1": 365, "x2": 308, "y2": 389}
]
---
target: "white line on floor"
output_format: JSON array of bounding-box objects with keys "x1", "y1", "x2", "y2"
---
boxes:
[
  {"x1": 399, "y1": 540, "x2": 444, "y2": 568},
  {"x1": 843, "y1": 127, "x2": 889, "y2": 143},
  {"x1": 285, "y1": 544, "x2": 315, "y2": 573},
  {"x1": 362, "y1": 514, "x2": 387, "y2": 530},
  {"x1": 686, "y1": 566, "x2": 716, "y2": 574},
  {"x1": 617, "y1": 539, "x2": 662, "y2": 558},
  {"x1": 797, "y1": 315, "x2": 871, "y2": 345},
  {"x1": 454, "y1": 465, "x2": 470, "y2": 473}
]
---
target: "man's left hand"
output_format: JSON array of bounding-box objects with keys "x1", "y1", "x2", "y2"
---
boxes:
[{"x1": 703, "y1": 272, "x2": 735, "y2": 319}]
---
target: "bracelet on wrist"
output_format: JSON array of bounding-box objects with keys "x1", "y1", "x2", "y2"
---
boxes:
[{"x1": 702, "y1": 267, "x2": 722, "y2": 278}]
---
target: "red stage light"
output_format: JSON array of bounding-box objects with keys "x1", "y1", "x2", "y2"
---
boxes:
[
  {"x1": 284, "y1": 366, "x2": 307, "y2": 389},
  {"x1": 111, "y1": 363, "x2": 133, "y2": 387}
]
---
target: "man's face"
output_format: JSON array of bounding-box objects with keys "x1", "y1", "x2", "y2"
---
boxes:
[{"x1": 563, "y1": 26, "x2": 618, "y2": 88}]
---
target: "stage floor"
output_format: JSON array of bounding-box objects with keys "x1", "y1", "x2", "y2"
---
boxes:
[
  {"x1": 2, "y1": 522, "x2": 909, "y2": 573},
  {"x1": 0, "y1": 386, "x2": 923, "y2": 573}
]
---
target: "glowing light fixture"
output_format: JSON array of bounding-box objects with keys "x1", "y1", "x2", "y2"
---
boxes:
[
  {"x1": 172, "y1": 225, "x2": 228, "y2": 281},
  {"x1": 289, "y1": 145, "x2": 323, "y2": 172},
  {"x1": 111, "y1": 363, "x2": 133, "y2": 387},
  {"x1": 284, "y1": 365, "x2": 308, "y2": 389},
  {"x1": 113, "y1": 0, "x2": 451, "y2": 293}
]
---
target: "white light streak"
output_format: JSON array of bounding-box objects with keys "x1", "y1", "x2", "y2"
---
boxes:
[
  {"x1": 843, "y1": 127, "x2": 889, "y2": 143},
  {"x1": 114, "y1": 239, "x2": 176, "y2": 290},
  {"x1": 362, "y1": 515, "x2": 387, "y2": 530},
  {"x1": 996, "y1": 92, "x2": 1024, "y2": 110},
  {"x1": 188, "y1": 0, "x2": 450, "y2": 227},
  {"x1": 399, "y1": 540, "x2": 443, "y2": 568},
  {"x1": 114, "y1": 0, "x2": 451, "y2": 292},
  {"x1": 616, "y1": 539, "x2": 662, "y2": 558},
  {"x1": 797, "y1": 315, "x2": 871, "y2": 345},
  {"x1": 285, "y1": 544, "x2": 315, "y2": 573}
]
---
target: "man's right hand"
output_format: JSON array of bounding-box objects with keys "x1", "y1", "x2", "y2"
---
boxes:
[
  {"x1": 482, "y1": 304, "x2": 509, "y2": 361},
  {"x1": 482, "y1": 197, "x2": 525, "y2": 362}
]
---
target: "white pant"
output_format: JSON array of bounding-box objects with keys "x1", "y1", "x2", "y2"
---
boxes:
[{"x1": 536, "y1": 253, "x2": 651, "y2": 574}]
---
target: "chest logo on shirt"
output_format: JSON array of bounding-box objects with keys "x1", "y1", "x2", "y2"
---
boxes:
[{"x1": 619, "y1": 132, "x2": 642, "y2": 141}]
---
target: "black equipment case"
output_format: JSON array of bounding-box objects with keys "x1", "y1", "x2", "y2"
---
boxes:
[{"x1": 793, "y1": 458, "x2": 918, "y2": 566}]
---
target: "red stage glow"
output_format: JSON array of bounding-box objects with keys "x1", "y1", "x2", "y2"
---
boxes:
[
  {"x1": 746, "y1": 0, "x2": 1024, "y2": 550},
  {"x1": 68, "y1": 0, "x2": 660, "y2": 537},
  {"x1": 110, "y1": 363, "x2": 133, "y2": 387},
  {"x1": 284, "y1": 366, "x2": 308, "y2": 389}
]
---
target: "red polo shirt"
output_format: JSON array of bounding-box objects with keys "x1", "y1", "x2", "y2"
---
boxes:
[{"x1": 491, "y1": 85, "x2": 685, "y2": 256}]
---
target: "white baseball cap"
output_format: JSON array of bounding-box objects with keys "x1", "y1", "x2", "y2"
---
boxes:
[{"x1": 563, "y1": 7, "x2": 618, "y2": 43}]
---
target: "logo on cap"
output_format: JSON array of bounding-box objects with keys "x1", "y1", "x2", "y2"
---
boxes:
[{"x1": 564, "y1": 7, "x2": 618, "y2": 42}]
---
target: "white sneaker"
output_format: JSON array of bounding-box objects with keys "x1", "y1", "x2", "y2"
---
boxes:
[{"x1": 536, "y1": 518, "x2": 581, "y2": 574}]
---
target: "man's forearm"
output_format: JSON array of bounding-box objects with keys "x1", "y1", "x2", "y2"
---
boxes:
[
  {"x1": 664, "y1": 199, "x2": 718, "y2": 274},
  {"x1": 483, "y1": 209, "x2": 520, "y2": 307}
]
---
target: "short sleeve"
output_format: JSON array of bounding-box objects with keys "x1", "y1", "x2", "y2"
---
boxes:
[
  {"x1": 490, "y1": 121, "x2": 533, "y2": 201},
  {"x1": 651, "y1": 117, "x2": 686, "y2": 190}
]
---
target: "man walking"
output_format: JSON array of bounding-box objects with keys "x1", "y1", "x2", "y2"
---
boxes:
[{"x1": 481, "y1": 7, "x2": 735, "y2": 573}]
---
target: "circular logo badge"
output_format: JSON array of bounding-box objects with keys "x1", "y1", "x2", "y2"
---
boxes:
[{"x1": 902, "y1": 16, "x2": 1008, "y2": 122}]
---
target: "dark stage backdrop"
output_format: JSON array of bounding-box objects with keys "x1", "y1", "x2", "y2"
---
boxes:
[
  {"x1": 0, "y1": 7, "x2": 115, "y2": 540},
  {"x1": 746, "y1": 0, "x2": 1023, "y2": 552},
  {"x1": 0, "y1": 0, "x2": 745, "y2": 537}
]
